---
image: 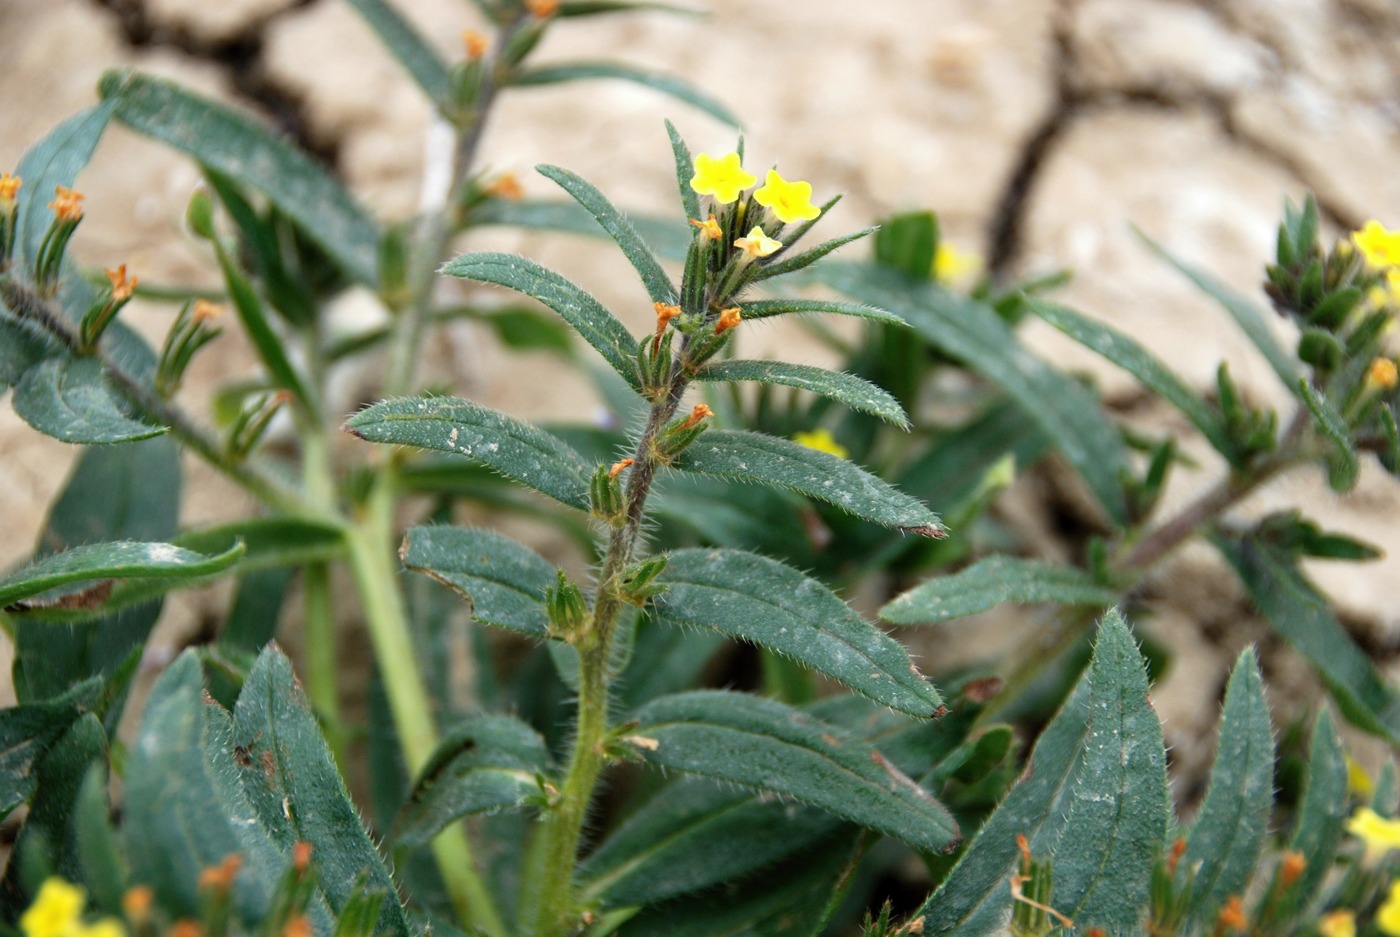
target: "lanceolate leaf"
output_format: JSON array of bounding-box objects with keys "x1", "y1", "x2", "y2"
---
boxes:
[
  {"x1": 1028, "y1": 299, "x2": 1233, "y2": 459},
  {"x1": 627, "y1": 690, "x2": 960, "y2": 853},
  {"x1": 655, "y1": 549, "x2": 942, "y2": 715},
  {"x1": 881, "y1": 556, "x2": 1117, "y2": 625},
  {"x1": 232, "y1": 648, "x2": 410, "y2": 937},
  {"x1": 173, "y1": 518, "x2": 346, "y2": 571},
  {"x1": 664, "y1": 119, "x2": 701, "y2": 224},
  {"x1": 440, "y1": 253, "x2": 640, "y2": 389},
  {"x1": 344, "y1": 0, "x2": 453, "y2": 105},
  {"x1": 346, "y1": 396, "x2": 592, "y2": 510},
  {"x1": 823, "y1": 263, "x2": 1131, "y2": 524},
  {"x1": 469, "y1": 199, "x2": 690, "y2": 261},
  {"x1": 1216, "y1": 535, "x2": 1400, "y2": 744},
  {"x1": 673, "y1": 429, "x2": 944, "y2": 536},
  {"x1": 14, "y1": 101, "x2": 117, "y2": 271},
  {"x1": 1051, "y1": 611, "x2": 1169, "y2": 933},
  {"x1": 12, "y1": 357, "x2": 166, "y2": 444},
  {"x1": 1178, "y1": 649, "x2": 1274, "y2": 924},
  {"x1": 395, "y1": 715, "x2": 550, "y2": 848},
  {"x1": 558, "y1": 1, "x2": 702, "y2": 15},
  {"x1": 915, "y1": 674, "x2": 1092, "y2": 936},
  {"x1": 537, "y1": 165, "x2": 676, "y2": 305},
  {"x1": 0, "y1": 540, "x2": 245, "y2": 611},
  {"x1": 751, "y1": 227, "x2": 878, "y2": 281},
  {"x1": 737, "y1": 297, "x2": 902, "y2": 326},
  {"x1": 1281, "y1": 708, "x2": 1347, "y2": 917},
  {"x1": 695, "y1": 359, "x2": 907, "y2": 426},
  {"x1": 510, "y1": 61, "x2": 740, "y2": 128},
  {"x1": 399, "y1": 526, "x2": 555, "y2": 638},
  {"x1": 1299, "y1": 379, "x2": 1359, "y2": 492},
  {"x1": 99, "y1": 71, "x2": 381, "y2": 286}
]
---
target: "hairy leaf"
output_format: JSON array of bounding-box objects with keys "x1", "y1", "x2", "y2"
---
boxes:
[
  {"x1": 628, "y1": 690, "x2": 960, "y2": 853},
  {"x1": 14, "y1": 102, "x2": 117, "y2": 271},
  {"x1": 12, "y1": 357, "x2": 165, "y2": 444},
  {"x1": 751, "y1": 227, "x2": 878, "y2": 281},
  {"x1": 654, "y1": 548, "x2": 942, "y2": 715},
  {"x1": 1279, "y1": 708, "x2": 1347, "y2": 918},
  {"x1": 346, "y1": 396, "x2": 592, "y2": 510},
  {"x1": 695, "y1": 359, "x2": 907, "y2": 426},
  {"x1": 673, "y1": 429, "x2": 944, "y2": 536},
  {"x1": 664, "y1": 119, "x2": 701, "y2": 223},
  {"x1": 1299, "y1": 379, "x2": 1359, "y2": 492},
  {"x1": 881, "y1": 556, "x2": 1117, "y2": 625},
  {"x1": 737, "y1": 296, "x2": 901, "y2": 326},
  {"x1": 0, "y1": 540, "x2": 244, "y2": 611},
  {"x1": 399, "y1": 526, "x2": 555, "y2": 638},
  {"x1": 344, "y1": 0, "x2": 453, "y2": 105}
]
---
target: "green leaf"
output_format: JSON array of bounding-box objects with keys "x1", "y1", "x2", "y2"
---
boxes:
[
  {"x1": 1028, "y1": 299, "x2": 1234, "y2": 459},
  {"x1": 654, "y1": 548, "x2": 942, "y2": 716},
  {"x1": 100, "y1": 70, "x2": 381, "y2": 286},
  {"x1": 469, "y1": 199, "x2": 690, "y2": 262},
  {"x1": 881, "y1": 556, "x2": 1118, "y2": 625},
  {"x1": 12, "y1": 357, "x2": 166, "y2": 444},
  {"x1": 0, "y1": 540, "x2": 245, "y2": 611},
  {"x1": 14, "y1": 101, "x2": 117, "y2": 271},
  {"x1": 695, "y1": 360, "x2": 907, "y2": 426},
  {"x1": 213, "y1": 239, "x2": 313, "y2": 407},
  {"x1": 1051, "y1": 610, "x2": 1169, "y2": 933},
  {"x1": 75, "y1": 766, "x2": 126, "y2": 914},
  {"x1": 399, "y1": 526, "x2": 555, "y2": 638},
  {"x1": 737, "y1": 296, "x2": 902, "y2": 326},
  {"x1": 346, "y1": 396, "x2": 592, "y2": 510},
  {"x1": 874, "y1": 211, "x2": 937, "y2": 280},
  {"x1": 673, "y1": 429, "x2": 944, "y2": 536},
  {"x1": 1177, "y1": 648, "x2": 1274, "y2": 924},
  {"x1": 173, "y1": 517, "x2": 346, "y2": 571},
  {"x1": 915, "y1": 672, "x2": 1092, "y2": 935},
  {"x1": 0, "y1": 682, "x2": 100, "y2": 822},
  {"x1": 823, "y1": 262, "x2": 1132, "y2": 524},
  {"x1": 1299, "y1": 379, "x2": 1359, "y2": 492},
  {"x1": 1216, "y1": 534, "x2": 1400, "y2": 744},
  {"x1": 536, "y1": 165, "x2": 676, "y2": 305},
  {"x1": 627, "y1": 690, "x2": 960, "y2": 853},
  {"x1": 395, "y1": 714, "x2": 550, "y2": 848},
  {"x1": 232, "y1": 647, "x2": 411, "y2": 937},
  {"x1": 344, "y1": 0, "x2": 453, "y2": 105},
  {"x1": 751, "y1": 227, "x2": 879, "y2": 282},
  {"x1": 510, "y1": 61, "x2": 739, "y2": 128},
  {"x1": 558, "y1": 1, "x2": 702, "y2": 15},
  {"x1": 1279, "y1": 708, "x2": 1347, "y2": 918},
  {"x1": 895, "y1": 401, "x2": 1050, "y2": 510},
  {"x1": 0, "y1": 303, "x2": 58, "y2": 388},
  {"x1": 440, "y1": 253, "x2": 640, "y2": 389},
  {"x1": 1137, "y1": 230, "x2": 1300, "y2": 391},
  {"x1": 664, "y1": 119, "x2": 701, "y2": 224}
]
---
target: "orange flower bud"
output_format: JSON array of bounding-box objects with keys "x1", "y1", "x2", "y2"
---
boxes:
[
  {"x1": 461, "y1": 29, "x2": 489, "y2": 59},
  {"x1": 654, "y1": 301, "x2": 681, "y2": 329},
  {"x1": 283, "y1": 915, "x2": 312, "y2": 937},
  {"x1": 526, "y1": 0, "x2": 558, "y2": 17},
  {"x1": 690, "y1": 214, "x2": 722, "y2": 241},
  {"x1": 714, "y1": 307, "x2": 742, "y2": 334},
  {"x1": 49, "y1": 186, "x2": 84, "y2": 222},
  {"x1": 1217, "y1": 895, "x2": 1246, "y2": 932},
  {"x1": 170, "y1": 921, "x2": 204, "y2": 937},
  {"x1": 608, "y1": 458, "x2": 634, "y2": 479},
  {"x1": 122, "y1": 886, "x2": 153, "y2": 923},
  {"x1": 485, "y1": 173, "x2": 524, "y2": 200},
  {"x1": 680, "y1": 404, "x2": 712, "y2": 430},
  {"x1": 1167, "y1": 836, "x2": 1187, "y2": 876},
  {"x1": 293, "y1": 840, "x2": 313, "y2": 872},
  {"x1": 105, "y1": 264, "x2": 138, "y2": 301},
  {"x1": 199, "y1": 853, "x2": 244, "y2": 891},
  {"x1": 192, "y1": 299, "x2": 224, "y2": 323},
  {"x1": 1279, "y1": 850, "x2": 1305, "y2": 888},
  {"x1": 1368, "y1": 357, "x2": 1398, "y2": 391},
  {"x1": 0, "y1": 172, "x2": 20, "y2": 202}
]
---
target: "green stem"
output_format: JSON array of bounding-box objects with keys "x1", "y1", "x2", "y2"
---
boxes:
[
  {"x1": 302, "y1": 562, "x2": 345, "y2": 771},
  {"x1": 345, "y1": 479, "x2": 506, "y2": 937}
]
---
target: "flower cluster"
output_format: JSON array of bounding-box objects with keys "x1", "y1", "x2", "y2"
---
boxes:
[
  {"x1": 19, "y1": 879, "x2": 125, "y2": 937},
  {"x1": 689, "y1": 149, "x2": 821, "y2": 268}
]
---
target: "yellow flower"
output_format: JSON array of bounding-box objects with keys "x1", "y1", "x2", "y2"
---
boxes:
[
  {"x1": 733, "y1": 226, "x2": 782, "y2": 259},
  {"x1": 1347, "y1": 806, "x2": 1400, "y2": 863},
  {"x1": 690, "y1": 152, "x2": 756, "y2": 204},
  {"x1": 1368, "y1": 357, "x2": 1398, "y2": 391},
  {"x1": 1348, "y1": 754, "x2": 1376, "y2": 800},
  {"x1": 753, "y1": 169, "x2": 820, "y2": 225},
  {"x1": 1352, "y1": 220, "x2": 1400, "y2": 269},
  {"x1": 793, "y1": 428, "x2": 848, "y2": 459},
  {"x1": 1380, "y1": 880, "x2": 1400, "y2": 936},
  {"x1": 934, "y1": 241, "x2": 981, "y2": 285},
  {"x1": 20, "y1": 878, "x2": 86, "y2": 937},
  {"x1": 75, "y1": 920, "x2": 125, "y2": 937},
  {"x1": 1319, "y1": 910, "x2": 1356, "y2": 937}
]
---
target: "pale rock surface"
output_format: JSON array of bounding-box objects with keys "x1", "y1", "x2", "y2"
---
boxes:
[{"x1": 144, "y1": 0, "x2": 298, "y2": 42}]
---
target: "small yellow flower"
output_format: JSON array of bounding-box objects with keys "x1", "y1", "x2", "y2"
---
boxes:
[
  {"x1": 105, "y1": 264, "x2": 137, "y2": 301},
  {"x1": 1380, "y1": 880, "x2": 1400, "y2": 936},
  {"x1": 462, "y1": 29, "x2": 488, "y2": 59},
  {"x1": 1369, "y1": 357, "x2": 1399, "y2": 391},
  {"x1": 0, "y1": 172, "x2": 20, "y2": 202},
  {"x1": 689, "y1": 152, "x2": 756, "y2": 204},
  {"x1": 1353, "y1": 220, "x2": 1400, "y2": 269},
  {"x1": 733, "y1": 226, "x2": 782, "y2": 259},
  {"x1": 690, "y1": 214, "x2": 722, "y2": 241},
  {"x1": 714, "y1": 306, "x2": 741, "y2": 334},
  {"x1": 793, "y1": 428, "x2": 848, "y2": 459},
  {"x1": 1346, "y1": 806, "x2": 1400, "y2": 863},
  {"x1": 933, "y1": 241, "x2": 981, "y2": 285},
  {"x1": 1319, "y1": 910, "x2": 1356, "y2": 937},
  {"x1": 753, "y1": 169, "x2": 820, "y2": 225},
  {"x1": 50, "y1": 186, "x2": 84, "y2": 223},
  {"x1": 20, "y1": 878, "x2": 86, "y2": 937},
  {"x1": 1347, "y1": 754, "x2": 1376, "y2": 800},
  {"x1": 74, "y1": 920, "x2": 125, "y2": 937}
]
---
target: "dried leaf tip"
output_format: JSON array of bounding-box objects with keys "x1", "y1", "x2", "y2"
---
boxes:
[{"x1": 899, "y1": 524, "x2": 947, "y2": 540}]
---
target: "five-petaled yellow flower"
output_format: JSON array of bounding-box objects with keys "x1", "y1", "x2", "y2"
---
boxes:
[
  {"x1": 793, "y1": 428, "x2": 848, "y2": 459},
  {"x1": 1381, "y1": 880, "x2": 1400, "y2": 936},
  {"x1": 753, "y1": 169, "x2": 820, "y2": 225},
  {"x1": 1319, "y1": 910, "x2": 1356, "y2": 937},
  {"x1": 1346, "y1": 806, "x2": 1400, "y2": 863},
  {"x1": 690, "y1": 152, "x2": 756, "y2": 204},
  {"x1": 20, "y1": 878, "x2": 86, "y2": 937},
  {"x1": 734, "y1": 226, "x2": 782, "y2": 259},
  {"x1": 1353, "y1": 220, "x2": 1400, "y2": 269}
]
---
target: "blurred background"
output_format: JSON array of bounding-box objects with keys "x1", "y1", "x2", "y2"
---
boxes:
[{"x1": 4, "y1": 0, "x2": 1400, "y2": 778}]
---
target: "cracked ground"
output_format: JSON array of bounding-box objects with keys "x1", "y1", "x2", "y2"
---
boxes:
[{"x1": 4, "y1": 0, "x2": 1400, "y2": 777}]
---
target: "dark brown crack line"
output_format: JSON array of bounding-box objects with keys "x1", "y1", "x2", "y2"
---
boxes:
[{"x1": 88, "y1": 0, "x2": 340, "y2": 171}]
